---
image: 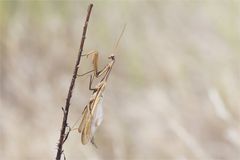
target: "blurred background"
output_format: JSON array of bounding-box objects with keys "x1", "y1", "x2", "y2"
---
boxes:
[{"x1": 1, "y1": 1, "x2": 240, "y2": 160}]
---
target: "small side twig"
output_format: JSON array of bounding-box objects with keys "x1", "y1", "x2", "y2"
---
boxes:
[{"x1": 55, "y1": 4, "x2": 93, "y2": 160}]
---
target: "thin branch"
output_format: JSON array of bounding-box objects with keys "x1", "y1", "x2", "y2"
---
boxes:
[{"x1": 55, "y1": 4, "x2": 93, "y2": 160}]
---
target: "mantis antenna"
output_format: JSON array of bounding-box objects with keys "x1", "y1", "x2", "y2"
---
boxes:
[{"x1": 113, "y1": 24, "x2": 127, "y2": 54}]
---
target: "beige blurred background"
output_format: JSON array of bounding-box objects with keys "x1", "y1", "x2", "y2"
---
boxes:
[{"x1": 1, "y1": 1, "x2": 240, "y2": 160}]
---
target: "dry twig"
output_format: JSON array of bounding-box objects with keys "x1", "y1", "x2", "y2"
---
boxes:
[{"x1": 55, "y1": 4, "x2": 93, "y2": 160}]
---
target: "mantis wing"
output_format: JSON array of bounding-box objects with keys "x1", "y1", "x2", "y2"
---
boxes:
[
  {"x1": 78, "y1": 104, "x2": 92, "y2": 144},
  {"x1": 81, "y1": 110, "x2": 92, "y2": 144},
  {"x1": 80, "y1": 94, "x2": 104, "y2": 145},
  {"x1": 90, "y1": 95, "x2": 104, "y2": 137},
  {"x1": 78, "y1": 105, "x2": 89, "y2": 133}
]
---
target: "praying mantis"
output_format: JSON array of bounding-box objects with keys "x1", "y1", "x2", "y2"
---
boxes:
[{"x1": 77, "y1": 25, "x2": 126, "y2": 146}]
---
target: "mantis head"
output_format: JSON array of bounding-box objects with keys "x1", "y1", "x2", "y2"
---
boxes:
[{"x1": 108, "y1": 54, "x2": 115, "y2": 60}]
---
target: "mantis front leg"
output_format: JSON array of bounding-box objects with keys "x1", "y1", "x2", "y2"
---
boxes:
[
  {"x1": 89, "y1": 75, "x2": 95, "y2": 91},
  {"x1": 81, "y1": 50, "x2": 113, "y2": 78}
]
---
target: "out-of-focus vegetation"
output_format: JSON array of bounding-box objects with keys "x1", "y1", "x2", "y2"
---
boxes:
[{"x1": 1, "y1": 1, "x2": 240, "y2": 160}]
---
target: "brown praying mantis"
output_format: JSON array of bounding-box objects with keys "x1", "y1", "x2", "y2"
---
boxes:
[{"x1": 77, "y1": 25, "x2": 126, "y2": 146}]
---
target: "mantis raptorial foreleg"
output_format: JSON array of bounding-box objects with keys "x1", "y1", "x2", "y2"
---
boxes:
[
  {"x1": 79, "y1": 50, "x2": 113, "y2": 79},
  {"x1": 88, "y1": 75, "x2": 95, "y2": 91}
]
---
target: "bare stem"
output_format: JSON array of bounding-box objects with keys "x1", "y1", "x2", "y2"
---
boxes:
[{"x1": 55, "y1": 4, "x2": 93, "y2": 160}]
